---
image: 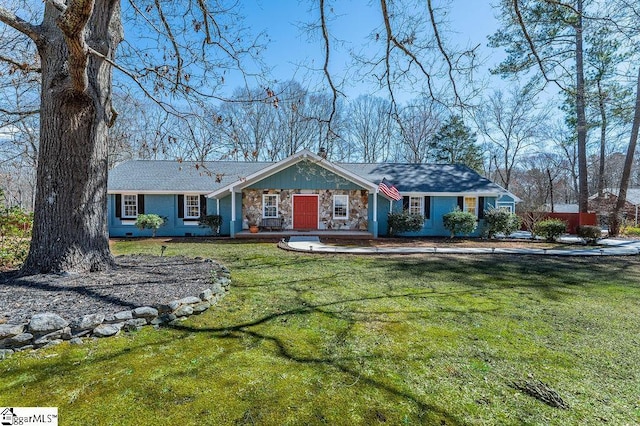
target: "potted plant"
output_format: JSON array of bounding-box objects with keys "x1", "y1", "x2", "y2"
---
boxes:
[{"x1": 247, "y1": 216, "x2": 259, "y2": 233}]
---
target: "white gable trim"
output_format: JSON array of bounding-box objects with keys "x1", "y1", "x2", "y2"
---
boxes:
[{"x1": 207, "y1": 149, "x2": 380, "y2": 199}]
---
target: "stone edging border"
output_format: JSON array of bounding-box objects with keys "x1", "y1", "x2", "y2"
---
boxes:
[{"x1": 0, "y1": 261, "x2": 231, "y2": 360}]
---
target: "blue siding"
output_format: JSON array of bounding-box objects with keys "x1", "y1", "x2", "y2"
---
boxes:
[
  {"x1": 381, "y1": 196, "x2": 500, "y2": 237},
  {"x1": 249, "y1": 161, "x2": 363, "y2": 190},
  {"x1": 108, "y1": 194, "x2": 214, "y2": 237}
]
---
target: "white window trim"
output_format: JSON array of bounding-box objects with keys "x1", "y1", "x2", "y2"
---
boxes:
[
  {"x1": 262, "y1": 194, "x2": 279, "y2": 218},
  {"x1": 408, "y1": 196, "x2": 423, "y2": 215},
  {"x1": 122, "y1": 194, "x2": 138, "y2": 219},
  {"x1": 184, "y1": 195, "x2": 201, "y2": 219},
  {"x1": 333, "y1": 194, "x2": 349, "y2": 220},
  {"x1": 463, "y1": 196, "x2": 478, "y2": 216},
  {"x1": 496, "y1": 202, "x2": 513, "y2": 213}
]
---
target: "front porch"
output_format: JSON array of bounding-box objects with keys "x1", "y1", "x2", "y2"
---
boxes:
[{"x1": 235, "y1": 230, "x2": 374, "y2": 240}]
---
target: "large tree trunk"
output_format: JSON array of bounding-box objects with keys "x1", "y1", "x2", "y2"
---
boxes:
[
  {"x1": 609, "y1": 67, "x2": 640, "y2": 237},
  {"x1": 21, "y1": 1, "x2": 122, "y2": 274}
]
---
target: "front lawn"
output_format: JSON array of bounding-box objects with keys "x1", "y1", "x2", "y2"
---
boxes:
[{"x1": 1, "y1": 239, "x2": 639, "y2": 425}]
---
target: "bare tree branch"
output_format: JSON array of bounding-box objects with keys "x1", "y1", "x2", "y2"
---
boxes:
[
  {"x1": 0, "y1": 5, "x2": 42, "y2": 42},
  {"x1": 0, "y1": 54, "x2": 40, "y2": 73},
  {"x1": 319, "y1": 0, "x2": 342, "y2": 145},
  {"x1": 426, "y1": 0, "x2": 462, "y2": 106}
]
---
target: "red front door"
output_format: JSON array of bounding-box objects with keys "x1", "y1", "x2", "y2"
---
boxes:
[{"x1": 293, "y1": 195, "x2": 318, "y2": 230}]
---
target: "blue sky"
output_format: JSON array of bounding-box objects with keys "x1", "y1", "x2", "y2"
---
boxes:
[{"x1": 223, "y1": 1, "x2": 502, "y2": 100}]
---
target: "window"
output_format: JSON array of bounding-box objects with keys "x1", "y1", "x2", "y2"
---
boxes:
[
  {"x1": 263, "y1": 194, "x2": 279, "y2": 218},
  {"x1": 122, "y1": 194, "x2": 138, "y2": 218},
  {"x1": 464, "y1": 197, "x2": 477, "y2": 215},
  {"x1": 185, "y1": 195, "x2": 200, "y2": 219},
  {"x1": 497, "y1": 203, "x2": 513, "y2": 213},
  {"x1": 408, "y1": 196, "x2": 423, "y2": 215},
  {"x1": 333, "y1": 195, "x2": 348, "y2": 219}
]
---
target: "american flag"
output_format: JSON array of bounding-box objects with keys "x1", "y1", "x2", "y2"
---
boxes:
[{"x1": 378, "y1": 178, "x2": 402, "y2": 201}]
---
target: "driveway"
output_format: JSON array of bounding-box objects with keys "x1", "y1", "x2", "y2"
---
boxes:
[{"x1": 280, "y1": 235, "x2": 640, "y2": 256}]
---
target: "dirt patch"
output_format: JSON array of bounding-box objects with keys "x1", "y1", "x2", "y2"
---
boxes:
[{"x1": 0, "y1": 255, "x2": 223, "y2": 325}]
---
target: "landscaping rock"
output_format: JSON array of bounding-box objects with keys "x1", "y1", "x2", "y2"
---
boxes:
[
  {"x1": 199, "y1": 289, "x2": 212, "y2": 301},
  {"x1": 33, "y1": 328, "x2": 70, "y2": 347},
  {"x1": 93, "y1": 324, "x2": 122, "y2": 338},
  {"x1": 28, "y1": 313, "x2": 69, "y2": 334},
  {"x1": 0, "y1": 324, "x2": 24, "y2": 339},
  {"x1": 174, "y1": 305, "x2": 194, "y2": 317},
  {"x1": 192, "y1": 301, "x2": 211, "y2": 314},
  {"x1": 69, "y1": 337, "x2": 84, "y2": 345},
  {"x1": 71, "y1": 313, "x2": 105, "y2": 331},
  {"x1": 0, "y1": 349, "x2": 14, "y2": 359},
  {"x1": 105, "y1": 310, "x2": 133, "y2": 323},
  {"x1": 2, "y1": 333, "x2": 34, "y2": 348},
  {"x1": 177, "y1": 296, "x2": 202, "y2": 305},
  {"x1": 158, "y1": 300, "x2": 181, "y2": 313},
  {"x1": 123, "y1": 318, "x2": 147, "y2": 332},
  {"x1": 132, "y1": 306, "x2": 158, "y2": 319},
  {"x1": 158, "y1": 313, "x2": 177, "y2": 324},
  {"x1": 211, "y1": 283, "x2": 225, "y2": 295}
]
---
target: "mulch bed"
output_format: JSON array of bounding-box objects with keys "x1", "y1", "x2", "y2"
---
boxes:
[{"x1": 0, "y1": 255, "x2": 219, "y2": 325}]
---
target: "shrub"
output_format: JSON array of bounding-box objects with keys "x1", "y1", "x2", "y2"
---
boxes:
[
  {"x1": 0, "y1": 206, "x2": 32, "y2": 270},
  {"x1": 199, "y1": 214, "x2": 223, "y2": 235},
  {"x1": 387, "y1": 211, "x2": 424, "y2": 236},
  {"x1": 623, "y1": 226, "x2": 640, "y2": 237},
  {"x1": 135, "y1": 214, "x2": 165, "y2": 237},
  {"x1": 483, "y1": 208, "x2": 522, "y2": 238},
  {"x1": 576, "y1": 225, "x2": 601, "y2": 244},
  {"x1": 534, "y1": 219, "x2": 567, "y2": 242},
  {"x1": 442, "y1": 208, "x2": 477, "y2": 238}
]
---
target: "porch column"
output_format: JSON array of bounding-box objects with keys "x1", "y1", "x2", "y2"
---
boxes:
[
  {"x1": 372, "y1": 189, "x2": 378, "y2": 238},
  {"x1": 230, "y1": 188, "x2": 236, "y2": 238}
]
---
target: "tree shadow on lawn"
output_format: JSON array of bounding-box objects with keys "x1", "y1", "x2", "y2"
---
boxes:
[
  {"x1": 376, "y1": 254, "x2": 640, "y2": 299},
  {"x1": 167, "y1": 283, "x2": 508, "y2": 425}
]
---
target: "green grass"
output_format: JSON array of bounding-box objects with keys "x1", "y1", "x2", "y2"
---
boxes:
[{"x1": 2, "y1": 239, "x2": 640, "y2": 425}]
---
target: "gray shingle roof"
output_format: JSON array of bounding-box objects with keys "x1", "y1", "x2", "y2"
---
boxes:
[
  {"x1": 109, "y1": 159, "x2": 511, "y2": 196},
  {"x1": 339, "y1": 163, "x2": 509, "y2": 194},
  {"x1": 107, "y1": 160, "x2": 267, "y2": 192}
]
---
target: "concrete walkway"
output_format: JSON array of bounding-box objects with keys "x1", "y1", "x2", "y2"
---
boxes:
[{"x1": 280, "y1": 235, "x2": 640, "y2": 256}]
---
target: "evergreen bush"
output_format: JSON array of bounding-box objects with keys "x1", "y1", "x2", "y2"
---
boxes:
[
  {"x1": 135, "y1": 214, "x2": 166, "y2": 237},
  {"x1": 576, "y1": 225, "x2": 601, "y2": 245},
  {"x1": 483, "y1": 208, "x2": 522, "y2": 238},
  {"x1": 534, "y1": 219, "x2": 567, "y2": 242},
  {"x1": 442, "y1": 208, "x2": 477, "y2": 238},
  {"x1": 387, "y1": 211, "x2": 424, "y2": 236},
  {"x1": 200, "y1": 214, "x2": 223, "y2": 235}
]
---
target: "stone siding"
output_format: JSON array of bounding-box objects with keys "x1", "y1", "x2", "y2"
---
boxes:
[{"x1": 242, "y1": 189, "x2": 369, "y2": 230}]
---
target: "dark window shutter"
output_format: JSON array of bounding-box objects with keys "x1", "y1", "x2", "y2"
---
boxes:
[
  {"x1": 200, "y1": 195, "x2": 207, "y2": 217},
  {"x1": 115, "y1": 194, "x2": 121, "y2": 218},
  {"x1": 478, "y1": 197, "x2": 485, "y2": 219},
  {"x1": 457, "y1": 196, "x2": 464, "y2": 211},
  {"x1": 137, "y1": 194, "x2": 145, "y2": 215},
  {"x1": 402, "y1": 196, "x2": 410, "y2": 211},
  {"x1": 424, "y1": 196, "x2": 431, "y2": 219},
  {"x1": 178, "y1": 195, "x2": 184, "y2": 218}
]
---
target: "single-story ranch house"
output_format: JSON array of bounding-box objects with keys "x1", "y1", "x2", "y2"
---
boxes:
[{"x1": 107, "y1": 149, "x2": 519, "y2": 238}]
